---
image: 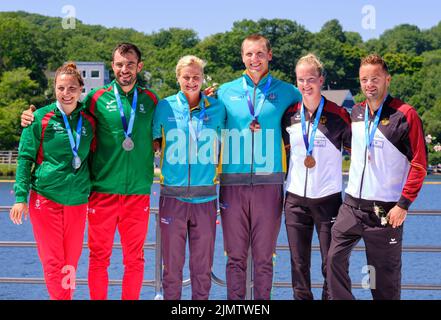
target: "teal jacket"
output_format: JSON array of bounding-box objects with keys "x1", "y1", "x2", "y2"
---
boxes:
[
  {"x1": 217, "y1": 73, "x2": 302, "y2": 185},
  {"x1": 153, "y1": 92, "x2": 226, "y2": 203}
]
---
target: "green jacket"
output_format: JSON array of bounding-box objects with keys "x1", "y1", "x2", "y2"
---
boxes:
[
  {"x1": 14, "y1": 102, "x2": 95, "y2": 205},
  {"x1": 83, "y1": 80, "x2": 158, "y2": 195}
]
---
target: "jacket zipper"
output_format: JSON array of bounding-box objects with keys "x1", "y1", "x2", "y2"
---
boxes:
[
  {"x1": 250, "y1": 85, "x2": 257, "y2": 185},
  {"x1": 187, "y1": 106, "x2": 192, "y2": 197}
]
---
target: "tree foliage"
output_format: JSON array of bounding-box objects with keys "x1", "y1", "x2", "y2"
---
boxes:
[{"x1": 1, "y1": 11, "x2": 441, "y2": 163}]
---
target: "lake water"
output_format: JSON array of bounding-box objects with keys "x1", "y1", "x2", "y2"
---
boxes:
[{"x1": 0, "y1": 177, "x2": 440, "y2": 300}]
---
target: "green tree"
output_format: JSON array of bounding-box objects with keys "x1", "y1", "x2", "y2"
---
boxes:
[
  {"x1": 383, "y1": 52, "x2": 423, "y2": 74},
  {"x1": 422, "y1": 101, "x2": 441, "y2": 143},
  {"x1": 0, "y1": 68, "x2": 39, "y2": 149},
  {"x1": 0, "y1": 17, "x2": 47, "y2": 89},
  {"x1": 320, "y1": 19, "x2": 346, "y2": 43},
  {"x1": 424, "y1": 21, "x2": 441, "y2": 50},
  {"x1": 0, "y1": 68, "x2": 39, "y2": 103},
  {"x1": 365, "y1": 24, "x2": 431, "y2": 56}
]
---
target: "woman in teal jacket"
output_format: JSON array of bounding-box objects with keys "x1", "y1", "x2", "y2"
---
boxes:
[{"x1": 153, "y1": 55, "x2": 225, "y2": 299}]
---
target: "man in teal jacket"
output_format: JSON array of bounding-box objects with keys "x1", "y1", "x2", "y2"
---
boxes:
[{"x1": 217, "y1": 34, "x2": 302, "y2": 300}]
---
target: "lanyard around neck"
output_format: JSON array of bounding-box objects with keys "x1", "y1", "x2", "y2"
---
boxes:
[
  {"x1": 365, "y1": 96, "x2": 387, "y2": 151},
  {"x1": 56, "y1": 101, "x2": 83, "y2": 159},
  {"x1": 177, "y1": 93, "x2": 206, "y2": 142},
  {"x1": 242, "y1": 75, "x2": 272, "y2": 120},
  {"x1": 300, "y1": 96, "x2": 325, "y2": 156},
  {"x1": 114, "y1": 84, "x2": 138, "y2": 139}
]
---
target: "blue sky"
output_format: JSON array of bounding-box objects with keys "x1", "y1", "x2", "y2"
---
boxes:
[{"x1": 0, "y1": 0, "x2": 440, "y2": 40}]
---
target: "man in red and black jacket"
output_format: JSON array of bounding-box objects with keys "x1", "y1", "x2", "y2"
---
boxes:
[{"x1": 327, "y1": 54, "x2": 428, "y2": 300}]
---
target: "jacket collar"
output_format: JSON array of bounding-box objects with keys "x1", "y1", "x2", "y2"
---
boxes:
[
  {"x1": 177, "y1": 91, "x2": 211, "y2": 112},
  {"x1": 53, "y1": 101, "x2": 85, "y2": 117},
  {"x1": 242, "y1": 70, "x2": 271, "y2": 88}
]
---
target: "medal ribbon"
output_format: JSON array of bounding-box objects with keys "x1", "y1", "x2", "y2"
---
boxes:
[
  {"x1": 300, "y1": 96, "x2": 325, "y2": 156},
  {"x1": 177, "y1": 93, "x2": 206, "y2": 143},
  {"x1": 365, "y1": 96, "x2": 387, "y2": 153},
  {"x1": 242, "y1": 74, "x2": 272, "y2": 120},
  {"x1": 114, "y1": 84, "x2": 138, "y2": 139},
  {"x1": 56, "y1": 101, "x2": 83, "y2": 161}
]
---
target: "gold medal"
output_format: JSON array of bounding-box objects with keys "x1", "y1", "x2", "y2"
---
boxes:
[{"x1": 304, "y1": 155, "x2": 316, "y2": 168}]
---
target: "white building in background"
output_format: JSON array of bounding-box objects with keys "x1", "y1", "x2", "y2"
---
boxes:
[
  {"x1": 74, "y1": 62, "x2": 110, "y2": 99},
  {"x1": 321, "y1": 89, "x2": 355, "y2": 113}
]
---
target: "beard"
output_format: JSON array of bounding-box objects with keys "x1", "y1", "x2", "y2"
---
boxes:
[{"x1": 116, "y1": 74, "x2": 137, "y2": 87}]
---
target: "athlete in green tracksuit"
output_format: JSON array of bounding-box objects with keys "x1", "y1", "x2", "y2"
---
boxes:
[
  {"x1": 83, "y1": 44, "x2": 158, "y2": 300},
  {"x1": 11, "y1": 63, "x2": 94, "y2": 300}
]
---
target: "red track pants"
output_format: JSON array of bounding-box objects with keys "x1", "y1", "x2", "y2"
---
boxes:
[
  {"x1": 87, "y1": 192, "x2": 150, "y2": 300},
  {"x1": 29, "y1": 191, "x2": 87, "y2": 300}
]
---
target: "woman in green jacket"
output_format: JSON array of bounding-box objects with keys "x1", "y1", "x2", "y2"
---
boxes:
[{"x1": 10, "y1": 62, "x2": 95, "y2": 300}]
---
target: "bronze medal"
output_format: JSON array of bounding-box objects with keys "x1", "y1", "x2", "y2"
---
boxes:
[
  {"x1": 249, "y1": 119, "x2": 261, "y2": 132},
  {"x1": 304, "y1": 155, "x2": 316, "y2": 168}
]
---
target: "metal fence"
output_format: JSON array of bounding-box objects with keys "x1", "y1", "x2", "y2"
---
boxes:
[
  {"x1": 0, "y1": 151, "x2": 18, "y2": 165},
  {"x1": 0, "y1": 206, "x2": 440, "y2": 300}
]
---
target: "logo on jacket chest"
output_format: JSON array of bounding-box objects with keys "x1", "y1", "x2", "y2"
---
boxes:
[
  {"x1": 372, "y1": 139, "x2": 384, "y2": 149},
  {"x1": 168, "y1": 115, "x2": 185, "y2": 122},
  {"x1": 314, "y1": 137, "x2": 326, "y2": 148},
  {"x1": 52, "y1": 122, "x2": 64, "y2": 133},
  {"x1": 229, "y1": 95, "x2": 245, "y2": 101},
  {"x1": 105, "y1": 99, "x2": 118, "y2": 112},
  {"x1": 267, "y1": 93, "x2": 277, "y2": 101}
]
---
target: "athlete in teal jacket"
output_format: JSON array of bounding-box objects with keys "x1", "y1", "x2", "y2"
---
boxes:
[
  {"x1": 217, "y1": 34, "x2": 302, "y2": 300},
  {"x1": 152, "y1": 55, "x2": 225, "y2": 300},
  {"x1": 218, "y1": 72, "x2": 301, "y2": 184},
  {"x1": 153, "y1": 91, "x2": 225, "y2": 203}
]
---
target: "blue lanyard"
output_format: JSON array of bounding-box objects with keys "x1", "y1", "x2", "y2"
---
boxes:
[
  {"x1": 177, "y1": 93, "x2": 206, "y2": 142},
  {"x1": 114, "y1": 84, "x2": 138, "y2": 139},
  {"x1": 365, "y1": 97, "x2": 387, "y2": 151},
  {"x1": 300, "y1": 96, "x2": 325, "y2": 156},
  {"x1": 242, "y1": 75, "x2": 272, "y2": 120},
  {"x1": 56, "y1": 101, "x2": 83, "y2": 159}
]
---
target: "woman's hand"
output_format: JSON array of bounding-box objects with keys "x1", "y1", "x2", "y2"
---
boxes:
[{"x1": 10, "y1": 203, "x2": 29, "y2": 225}]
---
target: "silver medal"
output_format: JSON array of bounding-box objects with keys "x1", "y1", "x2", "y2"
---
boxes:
[
  {"x1": 72, "y1": 156, "x2": 81, "y2": 169},
  {"x1": 122, "y1": 137, "x2": 134, "y2": 151}
]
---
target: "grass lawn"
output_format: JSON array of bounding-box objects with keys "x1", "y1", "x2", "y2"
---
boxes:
[{"x1": 0, "y1": 164, "x2": 16, "y2": 179}]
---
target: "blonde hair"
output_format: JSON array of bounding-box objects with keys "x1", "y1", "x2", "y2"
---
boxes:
[
  {"x1": 175, "y1": 55, "x2": 206, "y2": 78},
  {"x1": 296, "y1": 53, "x2": 325, "y2": 77},
  {"x1": 54, "y1": 62, "x2": 84, "y2": 87}
]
